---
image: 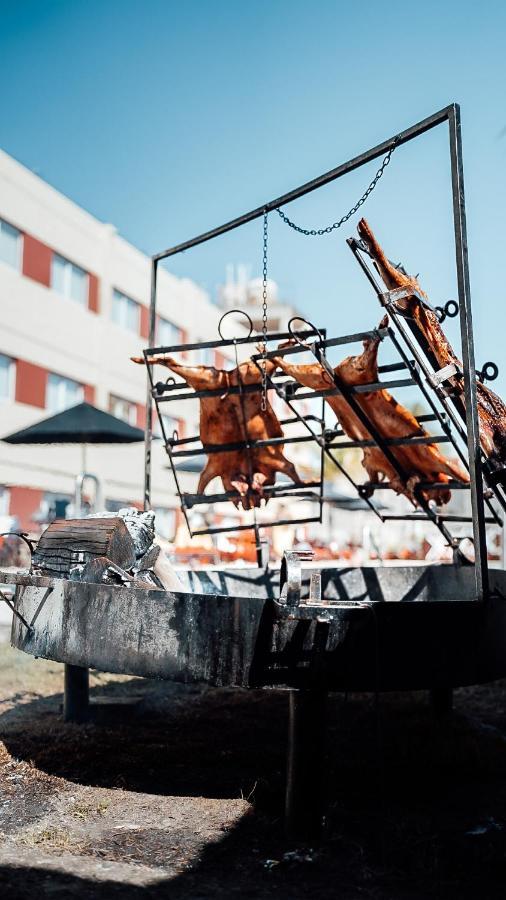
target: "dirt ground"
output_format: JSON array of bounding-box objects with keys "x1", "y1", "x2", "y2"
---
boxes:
[{"x1": 2, "y1": 638, "x2": 506, "y2": 899}]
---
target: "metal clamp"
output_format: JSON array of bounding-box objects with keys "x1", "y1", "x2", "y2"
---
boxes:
[
  {"x1": 154, "y1": 376, "x2": 176, "y2": 396},
  {"x1": 427, "y1": 363, "x2": 461, "y2": 391},
  {"x1": 279, "y1": 550, "x2": 314, "y2": 609}
]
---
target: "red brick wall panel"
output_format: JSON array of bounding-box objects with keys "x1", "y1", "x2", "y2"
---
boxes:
[
  {"x1": 140, "y1": 306, "x2": 149, "y2": 340},
  {"x1": 88, "y1": 274, "x2": 99, "y2": 313},
  {"x1": 15, "y1": 361, "x2": 47, "y2": 408},
  {"x1": 9, "y1": 486, "x2": 44, "y2": 533},
  {"x1": 22, "y1": 235, "x2": 52, "y2": 287},
  {"x1": 84, "y1": 384, "x2": 95, "y2": 404},
  {"x1": 136, "y1": 403, "x2": 147, "y2": 430}
]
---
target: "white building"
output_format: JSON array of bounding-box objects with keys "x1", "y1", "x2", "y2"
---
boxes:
[{"x1": 0, "y1": 148, "x2": 229, "y2": 539}]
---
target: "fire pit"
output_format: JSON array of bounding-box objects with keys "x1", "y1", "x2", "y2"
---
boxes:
[{"x1": 3, "y1": 103, "x2": 506, "y2": 840}]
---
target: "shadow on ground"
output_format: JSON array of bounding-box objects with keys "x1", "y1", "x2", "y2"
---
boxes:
[{"x1": 3, "y1": 673, "x2": 506, "y2": 898}]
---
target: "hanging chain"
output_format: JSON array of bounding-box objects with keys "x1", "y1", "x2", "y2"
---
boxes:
[
  {"x1": 275, "y1": 143, "x2": 397, "y2": 236},
  {"x1": 261, "y1": 210, "x2": 269, "y2": 412}
]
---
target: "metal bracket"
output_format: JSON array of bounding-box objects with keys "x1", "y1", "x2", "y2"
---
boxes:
[
  {"x1": 279, "y1": 550, "x2": 313, "y2": 609},
  {"x1": 0, "y1": 587, "x2": 32, "y2": 632},
  {"x1": 379, "y1": 287, "x2": 431, "y2": 314},
  {"x1": 427, "y1": 363, "x2": 461, "y2": 390}
]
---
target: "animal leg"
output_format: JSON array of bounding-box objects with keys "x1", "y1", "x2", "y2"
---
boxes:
[
  {"x1": 131, "y1": 355, "x2": 219, "y2": 392},
  {"x1": 197, "y1": 456, "x2": 223, "y2": 494},
  {"x1": 259, "y1": 454, "x2": 303, "y2": 485}
]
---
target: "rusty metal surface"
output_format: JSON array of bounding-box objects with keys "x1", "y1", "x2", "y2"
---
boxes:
[{"x1": 6, "y1": 564, "x2": 506, "y2": 691}]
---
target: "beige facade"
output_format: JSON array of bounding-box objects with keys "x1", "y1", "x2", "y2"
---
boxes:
[{"x1": 0, "y1": 148, "x2": 228, "y2": 537}]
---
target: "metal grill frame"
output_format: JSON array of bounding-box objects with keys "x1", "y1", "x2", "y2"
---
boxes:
[
  {"x1": 145, "y1": 103, "x2": 490, "y2": 600},
  {"x1": 143, "y1": 326, "x2": 327, "y2": 555}
]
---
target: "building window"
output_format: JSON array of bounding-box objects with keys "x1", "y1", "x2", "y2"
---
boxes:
[
  {"x1": 112, "y1": 289, "x2": 139, "y2": 332},
  {"x1": 46, "y1": 373, "x2": 83, "y2": 413},
  {"x1": 0, "y1": 219, "x2": 21, "y2": 270},
  {"x1": 0, "y1": 354, "x2": 15, "y2": 401},
  {"x1": 51, "y1": 254, "x2": 88, "y2": 306},
  {"x1": 109, "y1": 394, "x2": 137, "y2": 426},
  {"x1": 155, "y1": 412, "x2": 180, "y2": 440},
  {"x1": 157, "y1": 317, "x2": 183, "y2": 348}
]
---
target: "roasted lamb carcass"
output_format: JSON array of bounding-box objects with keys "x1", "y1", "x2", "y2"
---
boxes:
[
  {"x1": 273, "y1": 319, "x2": 468, "y2": 506},
  {"x1": 357, "y1": 218, "x2": 506, "y2": 483},
  {"x1": 131, "y1": 354, "x2": 302, "y2": 509}
]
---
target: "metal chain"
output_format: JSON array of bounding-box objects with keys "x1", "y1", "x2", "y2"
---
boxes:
[
  {"x1": 261, "y1": 211, "x2": 268, "y2": 412},
  {"x1": 275, "y1": 144, "x2": 396, "y2": 236}
]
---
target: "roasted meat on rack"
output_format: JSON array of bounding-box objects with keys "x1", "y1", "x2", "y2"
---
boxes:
[
  {"x1": 357, "y1": 217, "x2": 506, "y2": 483},
  {"x1": 272, "y1": 318, "x2": 468, "y2": 506},
  {"x1": 131, "y1": 354, "x2": 302, "y2": 509}
]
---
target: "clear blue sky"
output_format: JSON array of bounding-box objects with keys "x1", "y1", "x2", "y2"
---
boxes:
[{"x1": 1, "y1": 0, "x2": 505, "y2": 389}]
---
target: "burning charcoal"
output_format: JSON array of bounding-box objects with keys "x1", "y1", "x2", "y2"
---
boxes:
[{"x1": 133, "y1": 543, "x2": 160, "y2": 573}]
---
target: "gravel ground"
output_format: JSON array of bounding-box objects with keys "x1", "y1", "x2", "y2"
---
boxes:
[{"x1": 2, "y1": 636, "x2": 506, "y2": 898}]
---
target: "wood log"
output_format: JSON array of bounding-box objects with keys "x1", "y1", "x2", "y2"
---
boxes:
[{"x1": 32, "y1": 518, "x2": 136, "y2": 577}]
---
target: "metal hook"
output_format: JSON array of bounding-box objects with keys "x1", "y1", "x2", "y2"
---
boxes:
[
  {"x1": 218, "y1": 308, "x2": 253, "y2": 341},
  {"x1": 155, "y1": 376, "x2": 176, "y2": 395},
  {"x1": 434, "y1": 300, "x2": 459, "y2": 323},
  {"x1": 477, "y1": 361, "x2": 499, "y2": 383},
  {"x1": 287, "y1": 316, "x2": 324, "y2": 350}
]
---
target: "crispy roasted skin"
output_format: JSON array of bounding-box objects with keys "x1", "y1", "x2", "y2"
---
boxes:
[
  {"x1": 131, "y1": 354, "x2": 302, "y2": 509},
  {"x1": 273, "y1": 318, "x2": 468, "y2": 506},
  {"x1": 357, "y1": 217, "x2": 506, "y2": 478}
]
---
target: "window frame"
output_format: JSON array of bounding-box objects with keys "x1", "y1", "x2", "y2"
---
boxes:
[
  {"x1": 51, "y1": 253, "x2": 89, "y2": 306},
  {"x1": 109, "y1": 393, "x2": 138, "y2": 427},
  {"x1": 157, "y1": 316, "x2": 183, "y2": 348},
  {"x1": 46, "y1": 372, "x2": 84, "y2": 413},
  {"x1": 0, "y1": 218, "x2": 22, "y2": 271},
  {"x1": 0, "y1": 354, "x2": 15, "y2": 402},
  {"x1": 112, "y1": 288, "x2": 140, "y2": 333}
]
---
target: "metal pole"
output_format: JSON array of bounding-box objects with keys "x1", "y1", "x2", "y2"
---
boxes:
[
  {"x1": 144, "y1": 258, "x2": 158, "y2": 510},
  {"x1": 448, "y1": 104, "x2": 489, "y2": 600},
  {"x1": 63, "y1": 664, "x2": 89, "y2": 723},
  {"x1": 285, "y1": 689, "x2": 327, "y2": 840}
]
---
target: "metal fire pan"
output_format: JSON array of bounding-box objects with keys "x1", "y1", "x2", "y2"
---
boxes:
[{"x1": 4, "y1": 565, "x2": 506, "y2": 692}]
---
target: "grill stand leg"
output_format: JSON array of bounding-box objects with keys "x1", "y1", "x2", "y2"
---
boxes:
[
  {"x1": 285, "y1": 689, "x2": 327, "y2": 841},
  {"x1": 64, "y1": 664, "x2": 90, "y2": 723},
  {"x1": 429, "y1": 687, "x2": 453, "y2": 717}
]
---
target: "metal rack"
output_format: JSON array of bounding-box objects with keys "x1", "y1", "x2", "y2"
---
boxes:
[
  {"x1": 347, "y1": 236, "x2": 506, "y2": 521},
  {"x1": 253, "y1": 318, "x2": 502, "y2": 546},
  {"x1": 144, "y1": 321, "x2": 327, "y2": 561},
  {"x1": 144, "y1": 103, "x2": 492, "y2": 600}
]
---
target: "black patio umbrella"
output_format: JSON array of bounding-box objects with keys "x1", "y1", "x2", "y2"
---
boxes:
[
  {"x1": 2, "y1": 402, "x2": 145, "y2": 445},
  {"x1": 2, "y1": 402, "x2": 146, "y2": 519}
]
